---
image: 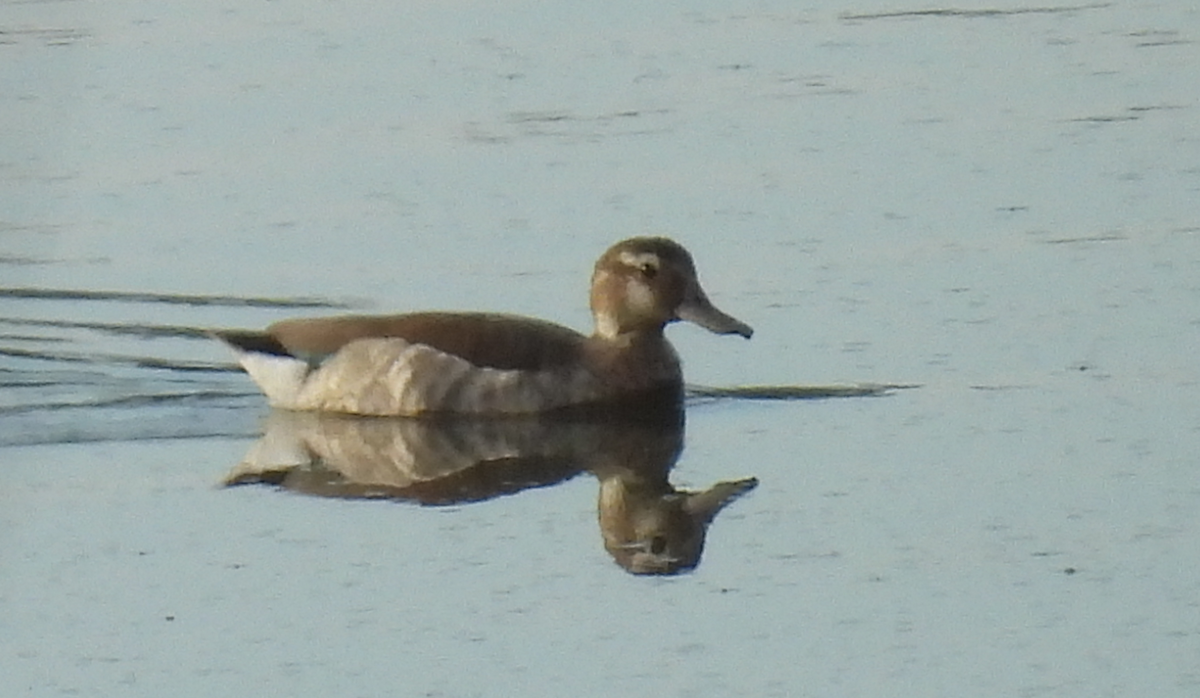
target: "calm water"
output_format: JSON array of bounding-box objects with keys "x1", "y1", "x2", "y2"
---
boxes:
[{"x1": 3, "y1": 0, "x2": 1199, "y2": 695}]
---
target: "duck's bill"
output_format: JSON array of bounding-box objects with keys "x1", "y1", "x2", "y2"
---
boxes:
[{"x1": 677, "y1": 292, "x2": 754, "y2": 339}]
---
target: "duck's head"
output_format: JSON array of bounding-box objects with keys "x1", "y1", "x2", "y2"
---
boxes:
[{"x1": 589, "y1": 237, "x2": 753, "y2": 340}]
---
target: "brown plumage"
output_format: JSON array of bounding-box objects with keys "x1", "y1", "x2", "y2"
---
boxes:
[{"x1": 212, "y1": 237, "x2": 751, "y2": 416}]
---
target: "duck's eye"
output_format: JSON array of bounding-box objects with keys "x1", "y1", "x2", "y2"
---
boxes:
[{"x1": 619, "y1": 251, "x2": 661, "y2": 280}]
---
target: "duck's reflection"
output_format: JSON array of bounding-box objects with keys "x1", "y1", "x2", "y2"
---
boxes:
[{"x1": 225, "y1": 407, "x2": 756, "y2": 575}]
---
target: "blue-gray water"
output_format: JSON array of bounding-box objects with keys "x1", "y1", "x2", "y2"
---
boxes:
[{"x1": 3, "y1": 1, "x2": 1199, "y2": 695}]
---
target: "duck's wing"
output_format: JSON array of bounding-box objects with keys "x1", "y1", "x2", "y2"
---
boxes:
[{"x1": 221, "y1": 312, "x2": 587, "y2": 371}]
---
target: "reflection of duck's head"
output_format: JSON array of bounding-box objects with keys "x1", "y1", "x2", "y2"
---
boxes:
[{"x1": 598, "y1": 474, "x2": 757, "y2": 575}]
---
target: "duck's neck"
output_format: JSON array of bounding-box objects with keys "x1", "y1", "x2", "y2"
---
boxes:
[
  {"x1": 592, "y1": 309, "x2": 670, "y2": 342},
  {"x1": 583, "y1": 329, "x2": 682, "y2": 392}
]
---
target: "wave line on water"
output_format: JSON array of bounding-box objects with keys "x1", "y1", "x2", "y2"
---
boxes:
[
  {"x1": 687, "y1": 383, "x2": 918, "y2": 400},
  {"x1": 0, "y1": 345, "x2": 241, "y2": 373},
  {"x1": 0, "y1": 286, "x2": 354, "y2": 309},
  {"x1": 0, "y1": 389, "x2": 260, "y2": 415},
  {"x1": 0, "y1": 426, "x2": 262, "y2": 448},
  {"x1": 0, "y1": 316, "x2": 215, "y2": 340},
  {"x1": 840, "y1": 3, "x2": 1110, "y2": 21}
]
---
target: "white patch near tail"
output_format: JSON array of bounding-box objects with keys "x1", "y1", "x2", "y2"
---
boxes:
[{"x1": 233, "y1": 350, "x2": 313, "y2": 409}]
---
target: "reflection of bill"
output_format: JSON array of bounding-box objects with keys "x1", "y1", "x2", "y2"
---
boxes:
[{"x1": 226, "y1": 408, "x2": 756, "y2": 575}]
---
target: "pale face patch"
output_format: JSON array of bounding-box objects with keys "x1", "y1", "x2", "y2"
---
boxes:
[
  {"x1": 619, "y1": 249, "x2": 665, "y2": 316},
  {"x1": 624, "y1": 276, "x2": 657, "y2": 315}
]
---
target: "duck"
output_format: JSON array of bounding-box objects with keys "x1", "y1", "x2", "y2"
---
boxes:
[{"x1": 212, "y1": 236, "x2": 752, "y2": 416}]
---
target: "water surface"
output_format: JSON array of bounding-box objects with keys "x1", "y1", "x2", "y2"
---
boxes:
[{"x1": 3, "y1": 0, "x2": 1199, "y2": 695}]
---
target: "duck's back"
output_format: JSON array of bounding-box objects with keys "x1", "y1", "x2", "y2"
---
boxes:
[{"x1": 268, "y1": 312, "x2": 587, "y2": 370}]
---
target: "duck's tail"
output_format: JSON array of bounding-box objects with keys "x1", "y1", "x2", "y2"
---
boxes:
[
  {"x1": 210, "y1": 330, "x2": 312, "y2": 408},
  {"x1": 210, "y1": 329, "x2": 292, "y2": 357}
]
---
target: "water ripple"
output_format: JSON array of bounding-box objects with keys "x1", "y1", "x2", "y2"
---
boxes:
[
  {"x1": 0, "y1": 286, "x2": 352, "y2": 308},
  {"x1": 0, "y1": 288, "x2": 341, "y2": 446}
]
